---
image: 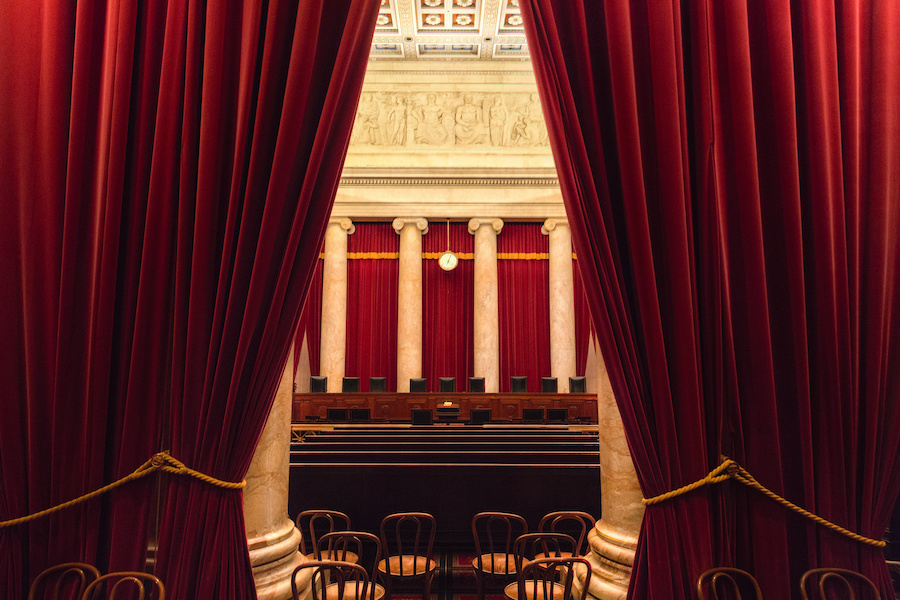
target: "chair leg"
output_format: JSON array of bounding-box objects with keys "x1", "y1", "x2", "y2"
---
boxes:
[
  {"x1": 423, "y1": 572, "x2": 435, "y2": 600},
  {"x1": 381, "y1": 574, "x2": 392, "y2": 600},
  {"x1": 475, "y1": 571, "x2": 484, "y2": 600}
]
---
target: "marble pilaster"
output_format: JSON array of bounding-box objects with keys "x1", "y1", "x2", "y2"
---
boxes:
[
  {"x1": 577, "y1": 335, "x2": 644, "y2": 600},
  {"x1": 393, "y1": 217, "x2": 428, "y2": 392},
  {"x1": 320, "y1": 218, "x2": 355, "y2": 391},
  {"x1": 245, "y1": 344, "x2": 304, "y2": 600},
  {"x1": 468, "y1": 217, "x2": 504, "y2": 393},
  {"x1": 542, "y1": 218, "x2": 577, "y2": 392}
]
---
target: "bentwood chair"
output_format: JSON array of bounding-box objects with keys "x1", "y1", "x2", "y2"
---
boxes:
[
  {"x1": 318, "y1": 531, "x2": 386, "y2": 600},
  {"x1": 471, "y1": 512, "x2": 529, "y2": 600},
  {"x1": 297, "y1": 510, "x2": 357, "y2": 563},
  {"x1": 536, "y1": 511, "x2": 596, "y2": 559},
  {"x1": 80, "y1": 572, "x2": 165, "y2": 600},
  {"x1": 504, "y1": 556, "x2": 592, "y2": 600},
  {"x1": 28, "y1": 562, "x2": 100, "y2": 600},
  {"x1": 696, "y1": 568, "x2": 763, "y2": 600},
  {"x1": 508, "y1": 533, "x2": 576, "y2": 584},
  {"x1": 377, "y1": 512, "x2": 438, "y2": 600},
  {"x1": 800, "y1": 568, "x2": 882, "y2": 600},
  {"x1": 291, "y1": 561, "x2": 370, "y2": 600}
]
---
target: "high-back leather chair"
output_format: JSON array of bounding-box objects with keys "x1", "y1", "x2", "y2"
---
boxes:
[
  {"x1": 377, "y1": 512, "x2": 437, "y2": 600},
  {"x1": 80, "y1": 572, "x2": 164, "y2": 600},
  {"x1": 28, "y1": 562, "x2": 100, "y2": 600},
  {"x1": 471, "y1": 512, "x2": 528, "y2": 600},
  {"x1": 696, "y1": 567, "x2": 764, "y2": 600},
  {"x1": 800, "y1": 568, "x2": 881, "y2": 600}
]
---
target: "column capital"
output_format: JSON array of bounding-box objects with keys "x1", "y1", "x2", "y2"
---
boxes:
[
  {"x1": 329, "y1": 217, "x2": 356, "y2": 235},
  {"x1": 467, "y1": 217, "x2": 504, "y2": 235},
  {"x1": 541, "y1": 217, "x2": 569, "y2": 235},
  {"x1": 392, "y1": 217, "x2": 429, "y2": 235}
]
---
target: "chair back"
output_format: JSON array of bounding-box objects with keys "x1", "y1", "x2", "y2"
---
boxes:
[
  {"x1": 800, "y1": 568, "x2": 881, "y2": 600},
  {"x1": 379, "y1": 512, "x2": 436, "y2": 578},
  {"x1": 80, "y1": 572, "x2": 164, "y2": 600},
  {"x1": 291, "y1": 561, "x2": 369, "y2": 600},
  {"x1": 471, "y1": 512, "x2": 528, "y2": 576},
  {"x1": 296, "y1": 510, "x2": 352, "y2": 559},
  {"x1": 538, "y1": 511, "x2": 596, "y2": 556},
  {"x1": 28, "y1": 562, "x2": 101, "y2": 600},
  {"x1": 516, "y1": 557, "x2": 592, "y2": 600},
  {"x1": 696, "y1": 568, "x2": 763, "y2": 600},
  {"x1": 511, "y1": 532, "x2": 576, "y2": 573},
  {"x1": 318, "y1": 531, "x2": 382, "y2": 600}
]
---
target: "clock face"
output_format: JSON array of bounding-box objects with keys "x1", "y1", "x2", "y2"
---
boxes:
[{"x1": 439, "y1": 251, "x2": 458, "y2": 271}]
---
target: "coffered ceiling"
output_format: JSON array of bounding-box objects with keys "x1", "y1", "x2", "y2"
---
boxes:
[{"x1": 372, "y1": 0, "x2": 529, "y2": 61}]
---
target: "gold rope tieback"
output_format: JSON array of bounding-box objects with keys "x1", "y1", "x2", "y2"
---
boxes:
[
  {"x1": 642, "y1": 457, "x2": 886, "y2": 548},
  {"x1": 0, "y1": 452, "x2": 245, "y2": 529}
]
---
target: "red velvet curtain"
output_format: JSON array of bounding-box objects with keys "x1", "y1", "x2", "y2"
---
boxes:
[
  {"x1": 0, "y1": 1, "x2": 378, "y2": 598},
  {"x1": 521, "y1": 1, "x2": 900, "y2": 598},
  {"x1": 574, "y1": 258, "x2": 590, "y2": 377},
  {"x1": 295, "y1": 258, "x2": 324, "y2": 380},
  {"x1": 498, "y1": 223, "x2": 551, "y2": 393},
  {"x1": 346, "y1": 223, "x2": 399, "y2": 391},
  {"x1": 423, "y1": 222, "x2": 474, "y2": 390}
]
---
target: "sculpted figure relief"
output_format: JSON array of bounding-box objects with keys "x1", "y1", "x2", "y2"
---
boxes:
[
  {"x1": 351, "y1": 92, "x2": 381, "y2": 145},
  {"x1": 349, "y1": 91, "x2": 549, "y2": 148},
  {"x1": 454, "y1": 94, "x2": 487, "y2": 145},
  {"x1": 413, "y1": 93, "x2": 450, "y2": 145}
]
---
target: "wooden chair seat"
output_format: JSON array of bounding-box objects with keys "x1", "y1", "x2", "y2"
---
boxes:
[
  {"x1": 324, "y1": 581, "x2": 386, "y2": 600},
  {"x1": 503, "y1": 580, "x2": 567, "y2": 600},
  {"x1": 377, "y1": 555, "x2": 437, "y2": 577},
  {"x1": 472, "y1": 553, "x2": 520, "y2": 575}
]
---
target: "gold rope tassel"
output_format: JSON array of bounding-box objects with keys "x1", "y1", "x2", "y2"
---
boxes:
[
  {"x1": 642, "y1": 457, "x2": 886, "y2": 549},
  {"x1": 0, "y1": 451, "x2": 245, "y2": 529}
]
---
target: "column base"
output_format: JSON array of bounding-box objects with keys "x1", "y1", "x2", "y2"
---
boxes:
[
  {"x1": 248, "y1": 518, "x2": 304, "y2": 600},
  {"x1": 575, "y1": 522, "x2": 637, "y2": 600}
]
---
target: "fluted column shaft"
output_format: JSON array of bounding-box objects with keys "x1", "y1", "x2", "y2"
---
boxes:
[
  {"x1": 542, "y1": 218, "x2": 577, "y2": 392},
  {"x1": 245, "y1": 343, "x2": 303, "y2": 600},
  {"x1": 320, "y1": 218, "x2": 355, "y2": 391},
  {"x1": 468, "y1": 218, "x2": 503, "y2": 393},
  {"x1": 393, "y1": 218, "x2": 428, "y2": 392}
]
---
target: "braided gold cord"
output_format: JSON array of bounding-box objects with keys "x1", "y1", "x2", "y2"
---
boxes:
[
  {"x1": 643, "y1": 457, "x2": 885, "y2": 548},
  {"x1": 0, "y1": 452, "x2": 245, "y2": 529}
]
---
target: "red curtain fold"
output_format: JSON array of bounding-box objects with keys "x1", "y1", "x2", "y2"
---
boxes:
[
  {"x1": 573, "y1": 258, "x2": 590, "y2": 377},
  {"x1": 0, "y1": 1, "x2": 378, "y2": 599},
  {"x1": 295, "y1": 258, "x2": 324, "y2": 380},
  {"x1": 345, "y1": 223, "x2": 399, "y2": 392},
  {"x1": 423, "y1": 222, "x2": 475, "y2": 390},
  {"x1": 521, "y1": 0, "x2": 900, "y2": 598},
  {"x1": 497, "y1": 223, "x2": 551, "y2": 393}
]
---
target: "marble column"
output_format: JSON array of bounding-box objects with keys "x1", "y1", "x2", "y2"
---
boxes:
[
  {"x1": 542, "y1": 218, "x2": 577, "y2": 392},
  {"x1": 245, "y1": 343, "x2": 304, "y2": 600},
  {"x1": 468, "y1": 218, "x2": 504, "y2": 393},
  {"x1": 320, "y1": 218, "x2": 355, "y2": 391},
  {"x1": 393, "y1": 217, "x2": 428, "y2": 392},
  {"x1": 578, "y1": 334, "x2": 645, "y2": 600}
]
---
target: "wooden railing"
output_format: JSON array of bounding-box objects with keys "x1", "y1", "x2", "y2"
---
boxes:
[{"x1": 292, "y1": 392, "x2": 598, "y2": 422}]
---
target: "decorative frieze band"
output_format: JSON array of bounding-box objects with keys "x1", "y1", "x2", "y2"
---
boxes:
[
  {"x1": 339, "y1": 176, "x2": 559, "y2": 187},
  {"x1": 350, "y1": 91, "x2": 549, "y2": 149}
]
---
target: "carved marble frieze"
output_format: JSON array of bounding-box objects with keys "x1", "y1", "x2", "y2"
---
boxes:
[{"x1": 349, "y1": 91, "x2": 549, "y2": 149}]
